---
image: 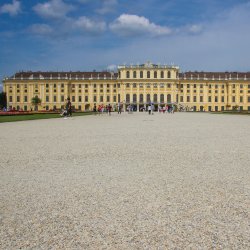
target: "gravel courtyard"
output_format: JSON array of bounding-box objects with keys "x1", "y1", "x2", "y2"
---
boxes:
[{"x1": 0, "y1": 112, "x2": 249, "y2": 249}]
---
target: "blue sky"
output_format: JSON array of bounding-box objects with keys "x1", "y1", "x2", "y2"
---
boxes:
[{"x1": 1, "y1": 0, "x2": 250, "y2": 89}]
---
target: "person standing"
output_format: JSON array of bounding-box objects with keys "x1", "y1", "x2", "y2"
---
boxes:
[
  {"x1": 148, "y1": 104, "x2": 152, "y2": 115},
  {"x1": 117, "y1": 102, "x2": 122, "y2": 114},
  {"x1": 107, "y1": 104, "x2": 112, "y2": 115},
  {"x1": 66, "y1": 97, "x2": 72, "y2": 117}
]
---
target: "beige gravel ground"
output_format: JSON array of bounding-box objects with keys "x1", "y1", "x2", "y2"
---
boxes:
[{"x1": 0, "y1": 112, "x2": 250, "y2": 249}]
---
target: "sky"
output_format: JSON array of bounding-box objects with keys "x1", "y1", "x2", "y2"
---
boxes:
[{"x1": 1, "y1": 0, "x2": 250, "y2": 90}]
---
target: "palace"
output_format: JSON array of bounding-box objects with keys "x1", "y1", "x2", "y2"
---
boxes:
[{"x1": 3, "y1": 62, "x2": 250, "y2": 112}]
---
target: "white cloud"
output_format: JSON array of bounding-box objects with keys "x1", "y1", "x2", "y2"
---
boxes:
[
  {"x1": 109, "y1": 14, "x2": 171, "y2": 37},
  {"x1": 74, "y1": 16, "x2": 106, "y2": 33},
  {"x1": 96, "y1": 0, "x2": 117, "y2": 14},
  {"x1": 0, "y1": 0, "x2": 21, "y2": 16},
  {"x1": 107, "y1": 64, "x2": 117, "y2": 71},
  {"x1": 33, "y1": 0, "x2": 74, "y2": 19},
  {"x1": 187, "y1": 24, "x2": 203, "y2": 34},
  {"x1": 28, "y1": 24, "x2": 53, "y2": 36}
]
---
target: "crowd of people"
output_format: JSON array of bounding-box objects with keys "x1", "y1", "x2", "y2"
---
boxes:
[{"x1": 60, "y1": 98, "x2": 175, "y2": 118}]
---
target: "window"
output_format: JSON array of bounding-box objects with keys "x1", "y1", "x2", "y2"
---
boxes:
[
  {"x1": 193, "y1": 96, "x2": 197, "y2": 102},
  {"x1": 72, "y1": 84, "x2": 75, "y2": 88},
  {"x1": 154, "y1": 71, "x2": 157, "y2": 78},
  {"x1": 139, "y1": 83, "x2": 143, "y2": 88},
  {"x1": 24, "y1": 96, "x2": 28, "y2": 102},
  {"x1": 232, "y1": 84, "x2": 235, "y2": 88},
  {"x1": 215, "y1": 85, "x2": 218, "y2": 89},
  {"x1": 107, "y1": 96, "x2": 110, "y2": 102},
  {"x1": 200, "y1": 96, "x2": 203, "y2": 102},
  {"x1": 46, "y1": 84, "x2": 49, "y2": 88},
  {"x1": 126, "y1": 83, "x2": 130, "y2": 88},
  {"x1": 200, "y1": 84, "x2": 203, "y2": 88},
  {"x1": 79, "y1": 96, "x2": 82, "y2": 102},
  {"x1": 72, "y1": 96, "x2": 75, "y2": 102},
  {"x1": 126, "y1": 71, "x2": 130, "y2": 78},
  {"x1": 54, "y1": 96, "x2": 57, "y2": 102},
  {"x1": 167, "y1": 71, "x2": 171, "y2": 78},
  {"x1": 154, "y1": 94, "x2": 157, "y2": 102},
  {"x1": 146, "y1": 83, "x2": 150, "y2": 88},
  {"x1": 167, "y1": 84, "x2": 171, "y2": 88},
  {"x1": 248, "y1": 96, "x2": 250, "y2": 102},
  {"x1": 187, "y1": 84, "x2": 190, "y2": 88},
  {"x1": 94, "y1": 96, "x2": 97, "y2": 102},
  {"x1": 54, "y1": 84, "x2": 56, "y2": 88},
  {"x1": 140, "y1": 94, "x2": 143, "y2": 103},
  {"x1": 161, "y1": 71, "x2": 164, "y2": 78},
  {"x1": 160, "y1": 83, "x2": 164, "y2": 88},
  {"x1": 117, "y1": 84, "x2": 120, "y2": 88},
  {"x1": 194, "y1": 84, "x2": 196, "y2": 88},
  {"x1": 85, "y1": 96, "x2": 88, "y2": 102},
  {"x1": 240, "y1": 84, "x2": 243, "y2": 88},
  {"x1": 61, "y1": 96, "x2": 64, "y2": 102},
  {"x1": 46, "y1": 96, "x2": 49, "y2": 102},
  {"x1": 180, "y1": 96, "x2": 184, "y2": 102},
  {"x1": 94, "y1": 84, "x2": 96, "y2": 88},
  {"x1": 232, "y1": 96, "x2": 236, "y2": 102},
  {"x1": 46, "y1": 106, "x2": 49, "y2": 111},
  {"x1": 208, "y1": 96, "x2": 211, "y2": 102},
  {"x1": 240, "y1": 96, "x2": 243, "y2": 103},
  {"x1": 221, "y1": 96, "x2": 224, "y2": 102},
  {"x1": 153, "y1": 83, "x2": 157, "y2": 88},
  {"x1": 61, "y1": 83, "x2": 64, "y2": 88},
  {"x1": 126, "y1": 94, "x2": 130, "y2": 103},
  {"x1": 107, "y1": 84, "x2": 110, "y2": 88},
  {"x1": 79, "y1": 84, "x2": 81, "y2": 89},
  {"x1": 187, "y1": 96, "x2": 190, "y2": 102},
  {"x1": 147, "y1": 94, "x2": 151, "y2": 103},
  {"x1": 167, "y1": 94, "x2": 171, "y2": 103},
  {"x1": 24, "y1": 106, "x2": 27, "y2": 111},
  {"x1": 215, "y1": 96, "x2": 218, "y2": 102},
  {"x1": 9, "y1": 96, "x2": 13, "y2": 102},
  {"x1": 147, "y1": 71, "x2": 150, "y2": 78},
  {"x1": 209, "y1": 84, "x2": 212, "y2": 88},
  {"x1": 17, "y1": 84, "x2": 20, "y2": 88},
  {"x1": 113, "y1": 96, "x2": 116, "y2": 102},
  {"x1": 160, "y1": 94, "x2": 164, "y2": 103},
  {"x1": 133, "y1": 94, "x2": 137, "y2": 103},
  {"x1": 133, "y1": 71, "x2": 137, "y2": 78},
  {"x1": 133, "y1": 83, "x2": 137, "y2": 88},
  {"x1": 140, "y1": 71, "x2": 143, "y2": 78}
]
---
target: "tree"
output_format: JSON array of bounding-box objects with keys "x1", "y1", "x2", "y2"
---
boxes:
[
  {"x1": 0, "y1": 92, "x2": 7, "y2": 109},
  {"x1": 31, "y1": 96, "x2": 42, "y2": 111}
]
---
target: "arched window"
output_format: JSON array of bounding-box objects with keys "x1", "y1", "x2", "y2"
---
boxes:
[
  {"x1": 168, "y1": 71, "x2": 171, "y2": 78},
  {"x1": 147, "y1": 71, "x2": 150, "y2": 78},
  {"x1": 161, "y1": 71, "x2": 164, "y2": 78},
  {"x1": 140, "y1": 71, "x2": 143, "y2": 78},
  {"x1": 126, "y1": 94, "x2": 130, "y2": 103},
  {"x1": 133, "y1": 71, "x2": 137, "y2": 78},
  {"x1": 133, "y1": 94, "x2": 137, "y2": 103},
  {"x1": 154, "y1": 94, "x2": 157, "y2": 102},
  {"x1": 160, "y1": 94, "x2": 164, "y2": 103},
  {"x1": 126, "y1": 71, "x2": 130, "y2": 78},
  {"x1": 154, "y1": 71, "x2": 157, "y2": 78},
  {"x1": 167, "y1": 94, "x2": 171, "y2": 103},
  {"x1": 147, "y1": 94, "x2": 151, "y2": 103},
  {"x1": 139, "y1": 94, "x2": 143, "y2": 103}
]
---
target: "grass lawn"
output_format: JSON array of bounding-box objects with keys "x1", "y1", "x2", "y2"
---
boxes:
[{"x1": 0, "y1": 112, "x2": 92, "y2": 123}]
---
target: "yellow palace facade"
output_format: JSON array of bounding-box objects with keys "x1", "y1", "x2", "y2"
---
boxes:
[{"x1": 3, "y1": 62, "x2": 250, "y2": 112}]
